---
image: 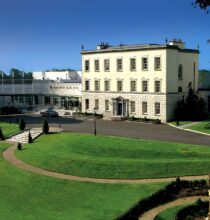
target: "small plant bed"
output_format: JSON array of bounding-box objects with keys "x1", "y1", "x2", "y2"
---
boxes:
[
  {"x1": 119, "y1": 179, "x2": 208, "y2": 220},
  {"x1": 176, "y1": 199, "x2": 208, "y2": 220},
  {"x1": 74, "y1": 112, "x2": 103, "y2": 118},
  {"x1": 15, "y1": 133, "x2": 210, "y2": 179},
  {"x1": 0, "y1": 122, "x2": 19, "y2": 138},
  {"x1": 128, "y1": 116, "x2": 161, "y2": 124},
  {"x1": 154, "y1": 204, "x2": 191, "y2": 220}
]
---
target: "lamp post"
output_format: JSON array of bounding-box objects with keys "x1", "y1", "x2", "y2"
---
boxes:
[{"x1": 93, "y1": 107, "x2": 97, "y2": 136}]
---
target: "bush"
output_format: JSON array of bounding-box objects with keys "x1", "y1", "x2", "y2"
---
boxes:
[
  {"x1": 42, "y1": 120, "x2": 49, "y2": 134},
  {"x1": 0, "y1": 127, "x2": 5, "y2": 140},
  {"x1": 28, "y1": 131, "x2": 33, "y2": 143},
  {"x1": 19, "y1": 118, "x2": 26, "y2": 130},
  {"x1": 17, "y1": 142, "x2": 22, "y2": 150}
]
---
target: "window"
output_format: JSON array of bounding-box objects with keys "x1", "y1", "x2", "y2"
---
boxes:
[
  {"x1": 142, "y1": 57, "x2": 148, "y2": 71},
  {"x1": 178, "y1": 64, "x2": 183, "y2": 80},
  {"x1": 155, "y1": 81, "x2": 161, "y2": 93},
  {"x1": 94, "y1": 80, "x2": 100, "y2": 91},
  {"x1": 85, "y1": 99, "x2": 89, "y2": 110},
  {"x1": 85, "y1": 60, "x2": 90, "y2": 72},
  {"x1": 95, "y1": 99, "x2": 99, "y2": 109},
  {"x1": 142, "y1": 81, "x2": 148, "y2": 92},
  {"x1": 104, "y1": 80, "x2": 110, "y2": 92},
  {"x1": 130, "y1": 101, "x2": 135, "y2": 113},
  {"x1": 117, "y1": 80, "x2": 123, "y2": 92},
  {"x1": 94, "y1": 60, "x2": 100, "y2": 72},
  {"x1": 142, "y1": 102, "x2": 147, "y2": 114},
  {"x1": 104, "y1": 59, "x2": 110, "y2": 72},
  {"x1": 155, "y1": 102, "x2": 160, "y2": 115},
  {"x1": 130, "y1": 58, "x2": 136, "y2": 71},
  {"x1": 178, "y1": 86, "x2": 182, "y2": 93},
  {"x1": 154, "y1": 57, "x2": 161, "y2": 70},
  {"x1": 85, "y1": 80, "x2": 90, "y2": 91},
  {"x1": 130, "y1": 81, "x2": 136, "y2": 92},
  {"x1": 105, "y1": 100, "x2": 109, "y2": 111},
  {"x1": 117, "y1": 58, "x2": 123, "y2": 71}
]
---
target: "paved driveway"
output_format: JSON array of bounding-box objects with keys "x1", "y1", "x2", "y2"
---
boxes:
[{"x1": 1, "y1": 114, "x2": 210, "y2": 146}]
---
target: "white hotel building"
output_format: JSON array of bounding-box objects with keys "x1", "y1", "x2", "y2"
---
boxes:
[{"x1": 81, "y1": 40, "x2": 199, "y2": 122}]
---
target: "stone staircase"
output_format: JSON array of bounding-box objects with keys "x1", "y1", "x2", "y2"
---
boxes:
[{"x1": 7, "y1": 128, "x2": 43, "y2": 144}]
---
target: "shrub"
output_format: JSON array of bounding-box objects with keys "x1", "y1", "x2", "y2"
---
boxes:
[
  {"x1": 42, "y1": 120, "x2": 49, "y2": 134},
  {"x1": 19, "y1": 118, "x2": 26, "y2": 130},
  {"x1": 0, "y1": 127, "x2": 5, "y2": 140},
  {"x1": 17, "y1": 142, "x2": 22, "y2": 150},
  {"x1": 28, "y1": 131, "x2": 33, "y2": 143}
]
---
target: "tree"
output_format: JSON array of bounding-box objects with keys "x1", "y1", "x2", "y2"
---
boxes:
[
  {"x1": 42, "y1": 120, "x2": 49, "y2": 134},
  {"x1": 193, "y1": 0, "x2": 210, "y2": 12},
  {"x1": 28, "y1": 131, "x2": 33, "y2": 143},
  {"x1": 17, "y1": 143, "x2": 22, "y2": 150},
  {"x1": 175, "y1": 88, "x2": 206, "y2": 121},
  {"x1": 19, "y1": 118, "x2": 26, "y2": 130},
  {"x1": 0, "y1": 127, "x2": 5, "y2": 140}
]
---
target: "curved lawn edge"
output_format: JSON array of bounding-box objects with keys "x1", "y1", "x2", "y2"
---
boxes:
[
  {"x1": 141, "y1": 196, "x2": 210, "y2": 220},
  {"x1": 2, "y1": 144, "x2": 209, "y2": 184}
]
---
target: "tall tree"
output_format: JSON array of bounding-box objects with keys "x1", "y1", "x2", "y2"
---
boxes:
[{"x1": 193, "y1": 0, "x2": 210, "y2": 12}]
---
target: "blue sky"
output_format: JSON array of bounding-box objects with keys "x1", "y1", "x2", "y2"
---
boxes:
[{"x1": 0, "y1": 0, "x2": 209, "y2": 73}]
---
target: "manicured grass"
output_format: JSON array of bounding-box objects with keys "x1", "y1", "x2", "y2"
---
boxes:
[
  {"x1": 16, "y1": 132, "x2": 210, "y2": 179},
  {"x1": 154, "y1": 204, "x2": 191, "y2": 220},
  {"x1": 170, "y1": 121, "x2": 192, "y2": 126},
  {"x1": 0, "y1": 122, "x2": 19, "y2": 137},
  {"x1": 0, "y1": 142, "x2": 165, "y2": 220},
  {"x1": 188, "y1": 121, "x2": 210, "y2": 134}
]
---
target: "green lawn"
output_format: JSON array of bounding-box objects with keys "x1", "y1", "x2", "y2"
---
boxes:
[
  {"x1": 16, "y1": 132, "x2": 210, "y2": 179},
  {"x1": 0, "y1": 142, "x2": 165, "y2": 220},
  {"x1": 170, "y1": 121, "x2": 192, "y2": 126},
  {"x1": 154, "y1": 204, "x2": 191, "y2": 220},
  {"x1": 188, "y1": 121, "x2": 210, "y2": 134},
  {"x1": 0, "y1": 122, "x2": 19, "y2": 137}
]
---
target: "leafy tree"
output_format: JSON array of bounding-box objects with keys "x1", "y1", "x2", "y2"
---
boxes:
[
  {"x1": 193, "y1": 0, "x2": 210, "y2": 12},
  {"x1": 28, "y1": 131, "x2": 33, "y2": 143},
  {"x1": 42, "y1": 120, "x2": 49, "y2": 134},
  {"x1": 19, "y1": 118, "x2": 26, "y2": 130},
  {"x1": 175, "y1": 88, "x2": 206, "y2": 121},
  {"x1": 0, "y1": 127, "x2": 5, "y2": 140}
]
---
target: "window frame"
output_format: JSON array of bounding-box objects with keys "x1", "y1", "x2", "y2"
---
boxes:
[
  {"x1": 116, "y1": 58, "x2": 123, "y2": 72},
  {"x1": 155, "y1": 81, "x2": 161, "y2": 93},
  {"x1": 94, "y1": 59, "x2": 100, "y2": 72},
  {"x1": 85, "y1": 80, "x2": 90, "y2": 91},
  {"x1": 95, "y1": 99, "x2": 99, "y2": 110},
  {"x1": 130, "y1": 101, "x2": 136, "y2": 113},
  {"x1": 94, "y1": 80, "x2": 100, "y2": 91},
  {"x1": 142, "y1": 102, "x2": 147, "y2": 115},
  {"x1": 105, "y1": 100, "x2": 109, "y2": 111},
  {"x1": 142, "y1": 57, "x2": 148, "y2": 71},
  {"x1": 104, "y1": 59, "x2": 110, "y2": 72},
  {"x1": 85, "y1": 60, "x2": 90, "y2": 72},
  {"x1": 154, "y1": 56, "x2": 161, "y2": 71},
  {"x1": 104, "y1": 80, "x2": 110, "y2": 92},
  {"x1": 155, "y1": 102, "x2": 161, "y2": 115},
  {"x1": 142, "y1": 80, "x2": 148, "y2": 92},
  {"x1": 117, "y1": 80, "x2": 123, "y2": 92},
  {"x1": 130, "y1": 58, "x2": 136, "y2": 71},
  {"x1": 130, "y1": 80, "x2": 137, "y2": 92}
]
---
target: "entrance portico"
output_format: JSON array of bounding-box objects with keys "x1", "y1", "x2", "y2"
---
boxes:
[{"x1": 112, "y1": 96, "x2": 128, "y2": 117}]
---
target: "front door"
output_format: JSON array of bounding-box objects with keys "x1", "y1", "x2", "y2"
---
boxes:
[{"x1": 117, "y1": 103, "x2": 122, "y2": 115}]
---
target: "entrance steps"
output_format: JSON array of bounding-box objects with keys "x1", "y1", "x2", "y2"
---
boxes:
[{"x1": 7, "y1": 128, "x2": 42, "y2": 144}]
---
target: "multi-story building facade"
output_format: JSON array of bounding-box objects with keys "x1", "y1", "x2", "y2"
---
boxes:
[
  {"x1": 0, "y1": 71, "x2": 82, "y2": 111},
  {"x1": 81, "y1": 40, "x2": 199, "y2": 122}
]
